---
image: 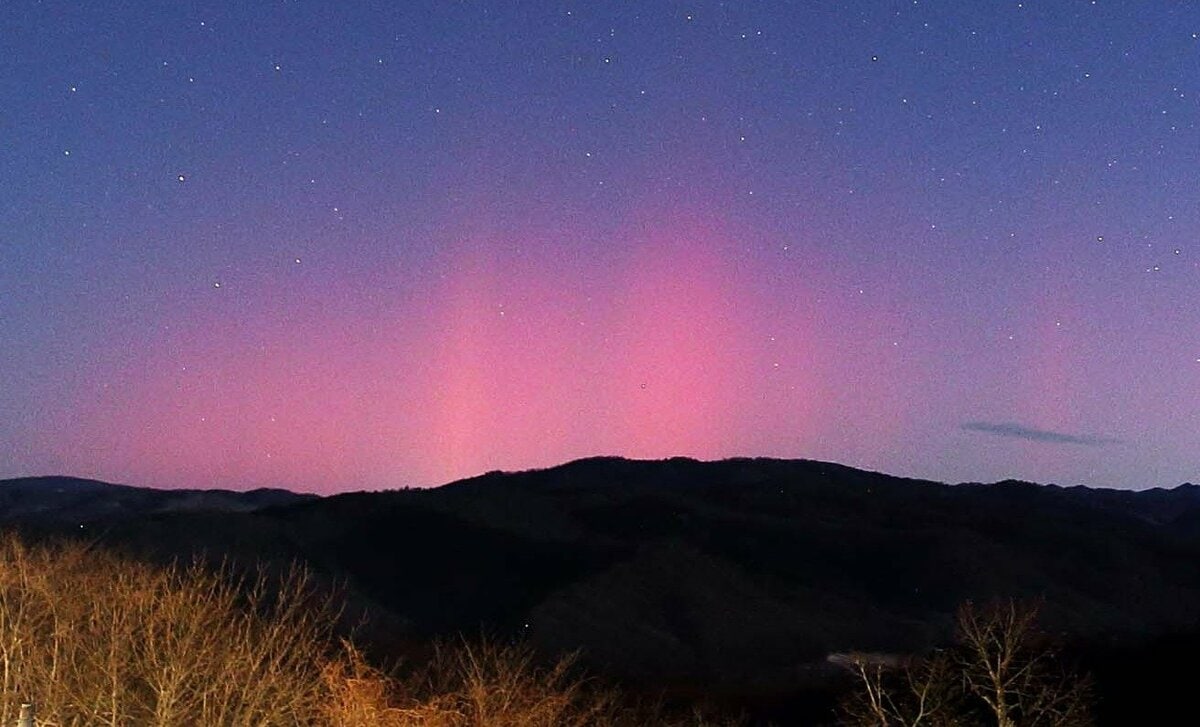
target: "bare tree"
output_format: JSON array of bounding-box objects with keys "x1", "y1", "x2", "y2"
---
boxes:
[
  {"x1": 955, "y1": 600, "x2": 1091, "y2": 727},
  {"x1": 839, "y1": 651, "x2": 960, "y2": 727},
  {"x1": 839, "y1": 600, "x2": 1092, "y2": 727}
]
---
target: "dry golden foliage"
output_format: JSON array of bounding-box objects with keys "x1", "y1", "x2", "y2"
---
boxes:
[
  {"x1": 0, "y1": 535, "x2": 334, "y2": 726},
  {"x1": 320, "y1": 642, "x2": 408, "y2": 726},
  {"x1": 0, "y1": 535, "x2": 735, "y2": 727},
  {"x1": 325, "y1": 638, "x2": 738, "y2": 727},
  {"x1": 395, "y1": 639, "x2": 622, "y2": 727}
]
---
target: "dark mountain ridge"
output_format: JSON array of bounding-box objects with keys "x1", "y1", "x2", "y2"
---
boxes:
[
  {"x1": 3, "y1": 457, "x2": 1200, "y2": 718},
  {"x1": 0, "y1": 475, "x2": 315, "y2": 523}
]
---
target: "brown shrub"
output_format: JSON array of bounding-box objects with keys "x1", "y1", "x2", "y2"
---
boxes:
[
  {"x1": 0, "y1": 535, "x2": 736, "y2": 726},
  {"x1": 0, "y1": 535, "x2": 333, "y2": 725}
]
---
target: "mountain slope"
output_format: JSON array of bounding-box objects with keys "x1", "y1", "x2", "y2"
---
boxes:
[
  {"x1": 3, "y1": 457, "x2": 1199, "y2": 697},
  {"x1": 0, "y1": 475, "x2": 314, "y2": 523}
]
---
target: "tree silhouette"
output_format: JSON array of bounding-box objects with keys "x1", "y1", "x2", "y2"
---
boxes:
[{"x1": 840, "y1": 599, "x2": 1092, "y2": 726}]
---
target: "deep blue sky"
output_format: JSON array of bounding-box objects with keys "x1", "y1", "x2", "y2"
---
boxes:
[{"x1": 2, "y1": 2, "x2": 1198, "y2": 492}]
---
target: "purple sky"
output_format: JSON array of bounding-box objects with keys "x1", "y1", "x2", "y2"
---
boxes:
[{"x1": 2, "y1": 2, "x2": 1198, "y2": 492}]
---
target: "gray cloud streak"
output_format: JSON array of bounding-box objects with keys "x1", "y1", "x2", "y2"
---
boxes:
[{"x1": 961, "y1": 421, "x2": 1123, "y2": 447}]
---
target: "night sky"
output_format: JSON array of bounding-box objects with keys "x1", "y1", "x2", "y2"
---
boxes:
[{"x1": 3, "y1": 2, "x2": 1198, "y2": 492}]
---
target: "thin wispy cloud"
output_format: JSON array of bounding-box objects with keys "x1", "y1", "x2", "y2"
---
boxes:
[{"x1": 961, "y1": 421, "x2": 1123, "y2": 447}]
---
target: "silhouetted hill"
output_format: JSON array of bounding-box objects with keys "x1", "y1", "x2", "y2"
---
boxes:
[
  {"x1": 4, "y1": 458, "x2": 1200, "y2": 721},
  {"x1": 0, "y1": 475, "x2": 314, "y2": 523}
]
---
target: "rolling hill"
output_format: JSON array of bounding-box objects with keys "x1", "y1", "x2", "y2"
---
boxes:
[{"x1": 3, "y1": 457, "x2": 1199, "y2": 720}]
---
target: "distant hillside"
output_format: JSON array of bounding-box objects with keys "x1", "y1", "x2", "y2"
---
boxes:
[
  {"x1": 4, "y1": 458, "x2": 1200, "y2": 703},
  {"x1": 0, "y1": 475, "x2": 315, "y2": 523}
]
